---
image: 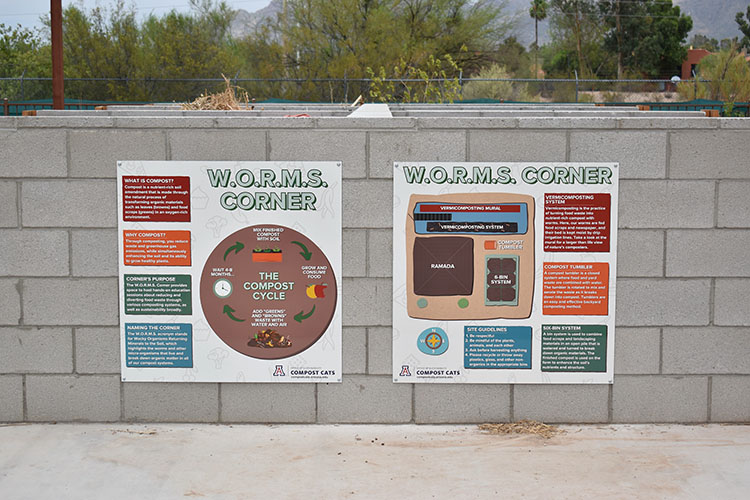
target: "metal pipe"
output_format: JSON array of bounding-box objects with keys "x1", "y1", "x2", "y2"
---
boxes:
[{"x1": 51, "y1": 0, "x2": 64, "y2": 110}]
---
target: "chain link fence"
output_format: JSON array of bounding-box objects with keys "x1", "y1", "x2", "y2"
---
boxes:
[{"x1": 1, "y1": 76, "x2": 747, "y2": 115}]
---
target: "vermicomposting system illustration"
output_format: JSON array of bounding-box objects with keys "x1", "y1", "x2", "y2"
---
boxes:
[{"x1": 393, "y1": 163, "x2": 618, "y2": 384}]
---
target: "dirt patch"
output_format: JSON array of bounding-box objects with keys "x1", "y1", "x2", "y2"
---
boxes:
[{"x1": 478, "y1": 420, "x2": 563, "y2": 439}]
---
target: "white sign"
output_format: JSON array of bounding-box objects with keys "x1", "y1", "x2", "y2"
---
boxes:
[
  {"x1": 117, "y1": 161, "x2": 342, "y2": 383},
  {"x1": 393, "y1": 163, "x2": 619, "y2": 384}
]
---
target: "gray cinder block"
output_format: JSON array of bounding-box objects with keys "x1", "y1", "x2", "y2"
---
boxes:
[
  {"x1": 570, "y1": 131, "x2": 667, "y2": 179},
  {"x1": 718, "y1": 181, "x2": 750, "y2": 228},
  {"x1": 0, "y1": 129, "x2": 67, "y2": 178},
  {"x1": 619, "y1": 180, "x2": 715, "y2": 228},
  {"x1": 342, "y1": 278, "x2": 392, "y2": 326},
  {"x1": 616, "y1": 230, "x2": 664, "y2": 277},
  {"x1": 0, "y1": 375, "x2": 23, "y2": 421},
  {"x1": 0, "y1": 230, "x2": 69, "y2": 276},
  {"x1": 0, "y1": 327, "x2": 73, "y2": 373},
  {"x1": 0, "y1": 181, "x2": 18, "y2": 227},
  {"x1": 220, "y1": 383, "x2": 315, "y2": 423},
  {"x1": 671, "y1": 131, "x2": 750, "y2": 179},
  {"x1": 614, "y1": 328, "x2": 661, "y2": 375},
  {"x1": 367, "y1": 326, "x2": 392, "y2": 375},
  {"x1": 26, "y1": 375, "x2": 121, "y2": 422},
  {"x1": 22, "y1": 180, "x2": 117, "y2": 227},
  {"x1": 269, "y1": 130, "x2": 365, "y2": 178},
  {"x1": 415, "y1": 384, "x2": 510, "y2": 423},
  {"x1": 612, "y1": 375, "x2": 708, "y2": 423},
  {"x1": 662, "y1": 327, "x2": 750, "y2": 374},
  {"x1": 69, "y1": 130, "x2": 166, "y2": 177},
  {"x1": 711, "y1": 376, "x2": 750, "y2": 422},
  {"x1": 667, "y1": 230, "x2": 750, "y2": 277},
  {"x1": 170, "y1": 129, "x2": 265, "y2": 161},
  {"x1": 71, "y1": 229, "x2": 118, "y2": 277},
  {"x1": 75, "y1": 327, "x2": 120, "y2": 374},
  {"x1": 616, "y1": 278, "x2": 710, "y2": 326},
  {"x1": 342, "y1": 179, "x2": 392, "y2": 228},
  {"x1": 514, "y1": 384, "x2": 608, "y2": 423},
  {"x1": 23, "y1": 278, "x2": 118, "y2": 326},
  {"x1": 715, "y1": 279, "x2": 750, "y2": 326},
  {"x1": 343, "y1": 327, "x2": 367, "y2": 374},
  {"x1": 369, "y1": 131, "x2": 466, "y2": 178},
  {"x1": 367, "y1": 229, "x2": 392, "y2": 278},
  {"x1": 317, "y1": 375, "x2": 411, "y2": 423},
  {"x1": 469, "y1": 130, "x2": 566, "y2": 162},
  {"x1": 123, "y1": 383, "x2": 218, "y2": 422},
  {"x1": 0, "y1": 279, "x2": 21, "y2": 325},
  {"x1": 342, "y1": 229, "x2": 366, "y2": 277}
]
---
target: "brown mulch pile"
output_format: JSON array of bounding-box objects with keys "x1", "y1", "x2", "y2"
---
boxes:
[
  {"x1": 182, "y1": 75, "x2": 250, "y2": 111},
  {"x1": 478, "y1": 420, "x2": 563, "y2": 439}
]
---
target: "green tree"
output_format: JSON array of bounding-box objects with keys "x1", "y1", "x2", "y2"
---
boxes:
[
  {"x1": 241, "y1": 0, "x2": 511, "y2": 101},
  {"x1": 493, "y1": 37, "x2": 531, "y2": 76},
  {"x1": 140, "y1": 1, "x2": 239, "y2": 101},
  {"x1": 56, "y1": 0, "x2": 239, "y2": 101},
  {"x1": 529, "y1": 0, "x2": 548, "y2": 77},
  {"x1": 60, "y1": 1, "x2": 145, "y2": 100},
  {"x1": 689, "y1": 34, "x2": 719, "y2": 52},
  {"x1": 600, "y1": 0, "x2": 692, "y2": 79},
  {"x1": 0, "y1": 24, "x2": 50, "y2": 99},
  {"x1": 545, "y1": 0, "x2": 608, "y2": 78},
  {"x1": 737, "y1": 6, "x2": 750, "y2": 49}
]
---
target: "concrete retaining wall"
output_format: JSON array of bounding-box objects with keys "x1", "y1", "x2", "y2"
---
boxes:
[{"x1": 1, "y1": 109, "x2": 749, "y2": 423}]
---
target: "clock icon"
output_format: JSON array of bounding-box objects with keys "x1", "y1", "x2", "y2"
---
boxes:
[{"x1": 213, "y1": 278, "x2": 233, "y2": 298}]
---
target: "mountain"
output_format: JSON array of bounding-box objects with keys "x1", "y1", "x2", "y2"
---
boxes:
[
  {"x1": 230, "y1": 0, "x2": 283, "y2": 39},
  {"x1": 674, "y1": 0, "x2": 747, "y2": 41}
]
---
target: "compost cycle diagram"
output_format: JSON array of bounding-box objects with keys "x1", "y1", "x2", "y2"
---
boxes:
[
  {"x1": 117, "y1": 161, "x2": 342, "y2": 383},
  {"x1": 200, "y1": 225, "x2": 336, "y2": 360},
  {"x1": 393, "y1": 162, "x2": 619, "y2": 384}
]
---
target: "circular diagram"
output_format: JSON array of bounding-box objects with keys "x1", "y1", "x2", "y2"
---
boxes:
[{"x1": 200, "y1": 225, "x2": 337, "y2": 360}]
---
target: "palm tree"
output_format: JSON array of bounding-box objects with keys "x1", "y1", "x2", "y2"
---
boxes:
[{"x1": 529, "y1": 0, "x2": 548, "y2": 78}]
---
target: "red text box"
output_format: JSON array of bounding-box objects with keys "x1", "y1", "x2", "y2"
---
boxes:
[
  {"x1": 122, "y1": 176, "x2": 190, "y2": 222},
  {"x1": 544, "y1": 193, "x2": 611, "y2": 252},
  {"x1": 542, "y1": 262, "x2": 609, "y2": 316},
  {"x1": 123, "y1": 230, "x2": 191, "y2": 266}
]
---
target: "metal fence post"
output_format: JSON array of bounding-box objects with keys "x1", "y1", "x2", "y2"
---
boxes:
[
  {"x1": 21, "y1": 70, "x2": 26, "y2": 100},
  {"x1": 574, "y1": 70, "x2": 579, "y2": 103}
]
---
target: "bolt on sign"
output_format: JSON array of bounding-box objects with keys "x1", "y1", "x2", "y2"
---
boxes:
[
  {"x1": 117, "y1": 162, "x2": 342, "y2": 383},
  {"x1": 392, "y1": 163, "x2": 619, "y2": 384}
]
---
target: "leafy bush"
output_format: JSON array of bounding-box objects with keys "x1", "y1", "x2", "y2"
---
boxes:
[
  {"x1": 367, "y1": 54, "x2": 463, "y2": 103},
  {"x1": 461, "y1": 64, "x2": 536, "y2": 101}
]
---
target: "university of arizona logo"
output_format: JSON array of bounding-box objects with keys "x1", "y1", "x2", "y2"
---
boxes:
[
  {"x1": 399, "y1": 365, "x2": 412, "y2": 377},
  {"x1": 273, "y1": 365, "x2": 286, "y2": 376}
]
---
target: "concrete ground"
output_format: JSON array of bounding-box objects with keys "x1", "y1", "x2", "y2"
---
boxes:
[{"x1": 1, "y1": 424, "x2": 748, "y2": 499}]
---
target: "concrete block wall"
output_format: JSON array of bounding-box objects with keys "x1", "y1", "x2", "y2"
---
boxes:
[{"x1": 1, "y1": 113, "x2": 749, "y2": 423}]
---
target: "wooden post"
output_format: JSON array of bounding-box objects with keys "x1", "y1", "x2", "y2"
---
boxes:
[{"x1": 51, "y1": 0, "x2": 64, "y2": 110}]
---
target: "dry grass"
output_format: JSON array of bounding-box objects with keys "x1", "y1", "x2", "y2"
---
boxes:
[
  {"x1": 478, "y1": 420, "x2": 563, "y2": 439},
  {"x1": 182, "y1": 74, "x2": 250, "y2": 111}
]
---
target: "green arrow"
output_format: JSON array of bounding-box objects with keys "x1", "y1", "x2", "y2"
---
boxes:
[
  {"x1": 294, "y1": 304, "x2": 316, "y2": 323},
  {"x1": 223, "y1": 305, "x2": 244, "y2": 322},
  {"x1": 223, "y1": 241, "x2": 245, "y2": 261},
  {"x1": 291, "y1": 240, "x2": 312, "y2": 260}
]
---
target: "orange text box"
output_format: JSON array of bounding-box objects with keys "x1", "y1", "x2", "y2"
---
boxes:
[
  {"x1": 542, "y1": 262, "x2": 609, "y2": 316},
  {"x1": 123, "y1": 230, "x2": 191, "y2": 266}
]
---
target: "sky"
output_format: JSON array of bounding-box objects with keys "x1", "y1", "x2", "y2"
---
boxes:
[{"x1": 2, "y1": 0, "x2": 271, "y2": 31}]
